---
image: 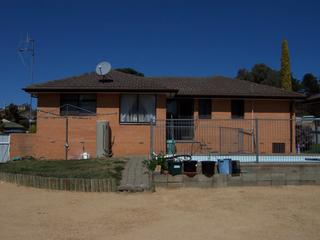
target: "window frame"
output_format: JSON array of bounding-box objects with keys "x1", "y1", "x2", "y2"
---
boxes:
[
  {"x1": 60, "y1": 94, "x2": 97, "y2": 116},
  {"x1": 231, "y1": 100, "x2": 245, "y2": 119},
  {"x1": 119, "y1": 94, "x2": 156, "y2": 124},
  {"x1": 198, "y1": 99, "x2": 212, "y2": 119}
]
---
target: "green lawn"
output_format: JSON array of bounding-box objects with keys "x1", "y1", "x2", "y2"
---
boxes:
[{"x1": 0, "y1": 158, "x2": 126, "y2": 183}]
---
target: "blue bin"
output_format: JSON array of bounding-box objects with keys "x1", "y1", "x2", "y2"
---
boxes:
[{"x1": 217, "y1": 159, "x2": 232, "y2": 175}]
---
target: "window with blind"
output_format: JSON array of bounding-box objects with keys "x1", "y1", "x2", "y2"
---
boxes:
[{"x1": 120, "y1": 94, "x2": 156, "y2": 123}]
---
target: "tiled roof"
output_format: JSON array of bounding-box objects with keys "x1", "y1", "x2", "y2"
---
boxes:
[
  {"x1": 24, "y1": 71, "x2": 175, "y2": 93},
  {"x1": 24, "y1": 70, "x2": 305, "y2": 99},
  {"x1": 305, "y1": 93, "x2": 320, "y2": 102}
]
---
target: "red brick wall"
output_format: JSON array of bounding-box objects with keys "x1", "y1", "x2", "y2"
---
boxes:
[
  {"x1": 11, "y1": 93, "x2": 166, "y2": 159},
  {"x1": 10, "y1": 133, "x2": 37, "y2": 158},
  {"x1": 10, "y1": 95, "x2": 294, "y2": 159}
]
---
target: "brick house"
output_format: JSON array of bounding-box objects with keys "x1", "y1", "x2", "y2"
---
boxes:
[{"x1": 11, "y1": 70, "x2": 304, "y2": 159}]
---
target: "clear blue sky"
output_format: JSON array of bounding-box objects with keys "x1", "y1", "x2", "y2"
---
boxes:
[{"x1": 1, "y1": 0, "x2": 319, "y2": 104}]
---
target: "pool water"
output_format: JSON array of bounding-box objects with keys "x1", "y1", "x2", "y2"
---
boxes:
[{"x1": 190, "y1": 155, "x2": 320, "y2": 163}]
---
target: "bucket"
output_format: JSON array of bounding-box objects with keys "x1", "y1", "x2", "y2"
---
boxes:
[
  {"x1": 232, "y1": 160, "x2": 241, "y2": 176},
  {"x1": 201, "y1": 161, "x2": 216, "y2": 177},
  {"x1": 183, "y1": 160, "x2": 198, "y2": 177}
]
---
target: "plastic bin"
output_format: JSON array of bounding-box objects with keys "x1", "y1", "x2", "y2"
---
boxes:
[
  {"x1": 183, "y1": 160, "x2": 198, "y2": 177},
  {"x1": 166, "y1": 140, "x2": 176, "y2": 155},
  {"x1": 217, "y1": 159, "x2": 232, "y2": 175},
  {"x1": 201, "y1": 161, "x2": 216, "y2": 177},
  {"x1": 167, "y1": 160, "x2": 182, "y2": 176},
  {"x1": 232, "y1": 160, "x2": 241, "y2": 176}
]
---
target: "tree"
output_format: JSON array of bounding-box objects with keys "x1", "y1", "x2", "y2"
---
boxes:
[
  {"x1": 236, "y1": 68, "x2": 251, "y2": 81},
  {"x1": 280, "y1": 40, "x2": 292, "y2": 90},
  {"x1": 291, "y1": 75, "x2": 303, "y2": 92},
  {"x1": 236, "y1": 64, "x2": 281, "y2": 87},
  {"x1": 0, "y1": 103, "x2": 36, "y2": 129},
  {"x1": 302, "y1": 73, "x2": 319, "y2": 95},
  {"x1": 115, "y1": 68, "x2": 144, "y2": 77},
  {"x1": 3, "y1": 104, "x2": 20, "y2": 122}
]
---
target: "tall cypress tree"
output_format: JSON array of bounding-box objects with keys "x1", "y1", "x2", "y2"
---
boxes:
[{"x1": 280, "y1": 40, "x2": 292, "y2": 90}]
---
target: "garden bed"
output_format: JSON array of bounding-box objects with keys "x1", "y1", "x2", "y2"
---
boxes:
[{"x1": 0, "y1": 158, "x2": 127, "y2": 191}]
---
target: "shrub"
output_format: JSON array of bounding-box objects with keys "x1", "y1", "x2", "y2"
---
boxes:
[
  {"x1": 143, "y1": 153, "x2": 167, "y2": 172},
  {"x1": 306, "y1": 144, "x2": 320, "y2": 154}
]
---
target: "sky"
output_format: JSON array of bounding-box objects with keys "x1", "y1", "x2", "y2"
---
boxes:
[{"x1": 0, "y1": 0, "x2": 320, "y2": 104}]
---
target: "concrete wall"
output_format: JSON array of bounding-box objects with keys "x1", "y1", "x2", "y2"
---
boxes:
[{"x1": 154, "y1": 163, "x2": 320, "y2": 188}]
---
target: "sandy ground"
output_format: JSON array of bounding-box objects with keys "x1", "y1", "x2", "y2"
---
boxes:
[{"x1": 0, "y1": 182, "x2": 320, "y2": 240}]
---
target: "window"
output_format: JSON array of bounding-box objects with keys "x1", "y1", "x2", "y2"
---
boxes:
[
  {"x1": 198, "y1": 99, "x2": 212, "y2": 119},
  {"x1": 120, "y1": 94, "x2": 156, "y2": 123},
  {"x1": 60, "y1": 94, "x2": 96, "y2": 116},
  {"x1": 272, "y1": 143, "x2": 285, "y2": 153},
  {"x1": 231, "y1": 100, "x2": 244, "y2": 119}
]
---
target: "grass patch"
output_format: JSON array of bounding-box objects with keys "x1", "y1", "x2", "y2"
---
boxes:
[{"x1": 0, "y1": 158, "x2": 127, "y2": 184}]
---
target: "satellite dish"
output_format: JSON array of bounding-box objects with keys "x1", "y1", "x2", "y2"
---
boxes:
[{"x1": 96, "y1": 61, "x2": 111, "y2": 76}]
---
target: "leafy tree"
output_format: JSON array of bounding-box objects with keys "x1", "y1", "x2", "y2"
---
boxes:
[
  {"x1": 236, "y1": 64, "x2": 280, "y2": 87},
  {"x1": 280, "y1": 40, "x2": 292, "y2": 90},
  {"x1": 236, "y1": 68, "x2": 251, "y2": 81},
  {"x1": 0, "y1": 103, "x2": 36, "y2": 130},
  {"x1": 291, "y1": 75, "x2": 303, "y2": 92},
  {"x1": 3, "y1": 104, "x2": 20, "y2": 122},
  {"x1": 302, "y1": 73, "x2": 319, "y2": 95},
  {"x1": 115, "y1": 68, "x2": 144, "y2": 77}
]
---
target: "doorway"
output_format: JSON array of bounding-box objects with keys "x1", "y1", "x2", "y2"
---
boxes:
[{"x1": 166, "y1": 99, "x2": 194, "y2": 140}]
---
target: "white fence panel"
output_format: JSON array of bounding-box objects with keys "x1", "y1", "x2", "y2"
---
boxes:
[{"x1": 0, "y1": 135, "x2": 10, "y2": 163}]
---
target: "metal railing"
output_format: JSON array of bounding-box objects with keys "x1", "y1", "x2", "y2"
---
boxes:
[{"x1": 150, "y1": 118, "x2": 320, "y2": 163}]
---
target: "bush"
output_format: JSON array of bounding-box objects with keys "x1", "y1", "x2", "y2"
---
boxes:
[
  {"x1": 306, "y1": 144, "x2": 320, "y2": 154},
  {"x1": 28, "y1": 124, "x2": 36, "y2": 133},
  {"x1": 143, "y1": 154, "x2": 167, "y2": 172}
]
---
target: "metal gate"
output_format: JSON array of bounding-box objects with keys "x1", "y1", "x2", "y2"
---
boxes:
[{"x1": 0, "y1": 134, "x2": 10, "y2": 163}]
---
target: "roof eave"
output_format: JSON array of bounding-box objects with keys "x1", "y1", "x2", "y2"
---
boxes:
[
  {"x1": 173, "y1": 94, "x2": 306, "y2": 100},
  {"x1": 23, "y1": 88, "x2": 178, "y2": 94}
]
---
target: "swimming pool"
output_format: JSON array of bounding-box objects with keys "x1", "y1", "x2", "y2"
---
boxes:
[{"x1": 190, "y1": 155, "x2": 320, "y2": 163}]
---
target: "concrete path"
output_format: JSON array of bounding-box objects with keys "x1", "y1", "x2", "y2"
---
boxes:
[{"x1": 118, "y1": 156, "x2": 150, "y2": 192}]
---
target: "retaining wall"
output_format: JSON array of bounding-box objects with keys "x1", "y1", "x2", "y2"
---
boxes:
[{"x1": 153, "y1": 163, "x2": 320, "y2": 188}]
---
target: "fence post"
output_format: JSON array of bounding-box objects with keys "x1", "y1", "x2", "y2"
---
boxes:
[
  {"x1": 219, "y1": 127, "x2": 222, "y2": 155},
  {"x1": 255, "y1": 118, "x2": 259, "y2": 163},
  {"x1": 150, "y1": 120, "x2": 155, "y2": 158}
]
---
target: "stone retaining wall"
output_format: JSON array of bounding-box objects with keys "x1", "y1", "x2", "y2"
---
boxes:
[{"x1": 153, "y1": 163, "x2": 320, "y2": 188}]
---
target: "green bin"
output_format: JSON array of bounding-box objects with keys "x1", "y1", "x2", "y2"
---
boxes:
[{"x1": 167, "y1": 160, "x2": 182, "y2": 176}]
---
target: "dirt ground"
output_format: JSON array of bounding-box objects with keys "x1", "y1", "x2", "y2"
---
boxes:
[{"x1": 0, "y1": 182, "x2": 320, "y2": 240}]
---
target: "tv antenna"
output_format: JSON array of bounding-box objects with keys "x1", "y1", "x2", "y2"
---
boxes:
[
  {"x1": 18, "y1": 33, "x2": 35, "y2": 129},
  {"x1": 96, "y1": 61, "x2": 111, "y2": 79}
]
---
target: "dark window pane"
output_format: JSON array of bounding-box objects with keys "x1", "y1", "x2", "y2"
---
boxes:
[
  {"x1": 60, "y1": 94, "x2": 96, "y2": 116},
  {"x1": 231, "y1": 100, "x2": 244, "y2": 119},
  {"x1": 272, "y1": 143, "x2": 285, "y2": 153},
  {"x1": 199, "y1": 99, "x2": 212, "y2": 119},
  {"x1": 138, "y1": 95, "x2": 156, "y2": 122},
  {"x1": 120, "y1": 95, "x2": 138, "y2": 122}
]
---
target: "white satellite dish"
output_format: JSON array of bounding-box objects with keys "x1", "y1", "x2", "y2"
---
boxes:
[{"x1": 96, "y1": 61, "x2": 111, "y2": 76}]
